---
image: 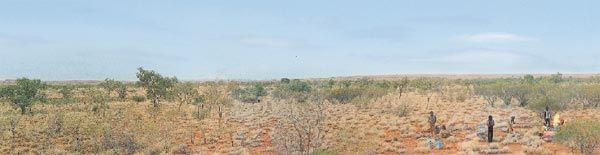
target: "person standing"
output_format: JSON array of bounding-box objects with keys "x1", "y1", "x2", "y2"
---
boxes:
[
  {"x1": 487, "y1": 115, "x2": 495, "y2": 143},
  {"x1": 508, "y1": 116, "x2": 515, "y2": 133},
  {"x1": 428, "y1": 111, "x2": 437, "y2": 135},
  {"x1": 544, "y1": 106, "x2": 552, "y2": 128}
]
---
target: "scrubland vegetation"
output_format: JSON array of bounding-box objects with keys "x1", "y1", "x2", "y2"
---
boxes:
[{"x1": 1, "y1": 70, "x2": 600, "y2": 154}]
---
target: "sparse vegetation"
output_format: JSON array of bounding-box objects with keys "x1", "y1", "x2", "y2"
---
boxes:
[
  {"x1": 232, "y1": 83, "x2": 267, "y2": 103},
  {"x1": 174, "y1": 82, "x2": 198, "y2": 110},
  {"x1": 555, "y1": 120, "x2": 600, "y2": 154},
  {"x1": 1, "y1": 73, "x2": 600, "y2": 154}
]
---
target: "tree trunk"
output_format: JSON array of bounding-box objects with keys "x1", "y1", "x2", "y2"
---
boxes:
[
  {"x1": 153, "y1": 97, "x2": 159, "y2": 107},
  {"x1": 20, "y1": 106, "x2": 26, "y2": 115}
]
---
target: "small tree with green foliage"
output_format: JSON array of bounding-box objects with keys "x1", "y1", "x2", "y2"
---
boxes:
[
  {"x1": 203, "y1": 83, "x2": 233, "y2": 119},
  {"x1": 99, "y1": 78, "x2": 122, "y2": 97},
  {"x1": 550, "y1": 72, "x2": 564, "y2": 83},
  {"x1": 174, "y1": 82, "x2": 199, "y2": 110},
  {"x1": 411, "y1": 78, "x2": 441, "y2": 104},
  {"x1": 280, "y1": 78, "x2": 291, "y2": 84},
  {"x1": 233, "y1": 83, "x2": 268, "y2": 103},
  {"x1": 59, "y1": 85, "x2": 75, "y2": 104},
  {"x1": 0, "y1": 78, "x2": 47, "y2": 114},
  {"x1": 511, "y1": 83, "x2": 533, "y2": 107},
  {"x1": 523, "y1": 74, "x2": 536, "y2": 84},
  {"x1": 529, "y1": 84, "x2": 574, "y2": 111},
  {"x1": 117, "y1": 84, "x2": 128, "y2": 100},
  {"x1": 577, "y1": 84, "x2": 600, "y2": 107},
  {"x1": 393, "y1": 77, "x2": 410, "y2": 100},
  {"x1": 136, "y1": 67, "x2": 178, "y2": 107},
  {"x1": 272, "y1": 79, "x2": 312, "y2": 102},
  {"x1": 473, "y1": 84, "x2": 499, "y2": 107}
]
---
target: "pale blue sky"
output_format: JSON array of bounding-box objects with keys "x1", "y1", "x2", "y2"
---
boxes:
[{"x1": 0, "y1": 0, "x2": 598, "y2": 80}]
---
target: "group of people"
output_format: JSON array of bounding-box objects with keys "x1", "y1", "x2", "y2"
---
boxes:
[
  {"x1": 427, "y1": 111, "x2": 451, "y2": 139},
  {"x1": 427, "y1": 106, "x2": 560, "y2": 144},
  {"x1": 427, "y1": 111, "x2": 501, "y2": 143}
]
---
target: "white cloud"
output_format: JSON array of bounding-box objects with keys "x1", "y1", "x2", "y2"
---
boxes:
[{"x1": 458, "y1": 32, "x2": 536, "y2": 42}]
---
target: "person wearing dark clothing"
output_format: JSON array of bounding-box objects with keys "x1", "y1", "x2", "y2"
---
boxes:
[
  {"x1": 428, "y1": 111, "x2": 437, "y2": 135},
  {"x1": 544, "y1": 106, "x2": 552, "y2": 128},
  {"x1": 487, "y1": 115, "x2": 495, "y2": 143},
  {"x1": 510, "y1": 116, "x2": 515, "y2": 124}
]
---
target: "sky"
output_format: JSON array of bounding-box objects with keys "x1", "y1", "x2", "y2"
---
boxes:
[{"x1": 0, "y1": 0, "x2": 598, "y2": 80}]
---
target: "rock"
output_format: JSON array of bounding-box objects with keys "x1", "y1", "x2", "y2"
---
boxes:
[{"x1": 542, "y1": 131, "x2": 554, "y2": 142}]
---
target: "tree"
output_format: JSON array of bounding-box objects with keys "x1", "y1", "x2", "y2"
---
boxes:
[
  {"x1": 174, "y1": 82, "x2": 199, "y2": 110},
  {"x1": 511, "y1": 83, "x2": 533, "y2": 107},
  {"x1": 203, "y1": 83, "x2": 233, "y2": 119},
  {"x1": 0, "y1": 78, "x2": 47, "y2": 114},
  {"x1": 411, "y1": 78, "x2": 441, "y2": 104},
  {"x1": 280, "y1": 78, "x2": 291, "y2": 84},
  {"x1": 288, "y1": 79, "x2": 311, "y2": 92},
  {"x1": 272, "y1": 79, "x2": 312, "y2": 102},
  {"x1": 522, "y1": 74, "x2": 536, "y2": 84},
  {"x1": 99, "y1": 78, "x2": 122, "y2": 97},
  {"x1": 59, "y1": 85, "x2": 75, "y2": 104},
  {"x1": 393, "y1": 77, "x2": 410, "y2": 100},
  {"x1": 529, "y1": 83, "x2": 574, "y2": 111},
  {"x1": 493, "y1": 82, "x2": 513, "y2": 106},
  {"x1": 232, "y1": 83, "x2": 267, "y2": 103},
  {"x1": 473, "y1": 84, "x2": 499, "y2": 107},
  {"x1": 117, "y1": 84, "x2": 128, "y2": 100},
  {"x1": 577, "y1": 84, "x2": 600, "y2": 107},
  {"x1": 550, "y1": 72, "x2": 564, "y2": 83},
  {"x1": 136, "y1": 67, "x2": 178, "y2": 107}
]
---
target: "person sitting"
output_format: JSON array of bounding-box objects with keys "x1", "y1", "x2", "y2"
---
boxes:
[
  {"x1": 439, "y1": 125, "x2": 451, "y2": 138},
  {"x1": 428, "y1": 111, "x2": 437, "y2": 135}
]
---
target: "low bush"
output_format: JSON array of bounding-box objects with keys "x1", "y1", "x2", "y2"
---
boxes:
[
  {"x1": 272, "y1": 79, "x2": 312, "y2": 102},
  {"x1": 193, "y1": 109, "x2": 210, "y2": 120},
  {"x1": 132, "y1": 96, "x2": 146, "y2": 103},
  {"x1": 554, "y1": 120, "x2": 600, "y2": 154},
  {"x1": 232, "y1": 84, "x2": 267, "y2": 103}
]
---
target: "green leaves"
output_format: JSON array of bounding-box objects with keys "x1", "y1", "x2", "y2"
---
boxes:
[
  {"x1": 0, "y1": 78, "x2": 47, "y2": 114},
  {"x1": 554, "y1": 120, "x2": 600, "y2": 154},
  {"x1": 174, "y1": 82, "x2": 199, "y2": 108},
  {"x1": 272, "y1": 79, "x2": 312, "y2": 102},
  {"x1": 99, "y1": 78, "x2": 121, "y2": 96},
  {"x1": 136, "y1": 67, "x2": 179, "y2": 107},
  {"x1": 232, "y1": 83, "x2": 267, "y2": 103}
]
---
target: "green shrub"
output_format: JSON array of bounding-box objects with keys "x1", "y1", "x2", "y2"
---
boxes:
[
  {"x1": 193, "y1": 109, "x2": 210, "y2": 120},
  {"x1": 272, "y1": 79, "x2": 312, "y2": 102},
  {"x1": 554, "y1": 120, "x2": 600, "y2": 154},
  {"x1": 325, "y1": 85, "x2": 388, "y2": 105},
  {"x1": 232, "y1": 84, "x2": 267, "y2": 103},
  {"x1": 174, "y1": 82, "x2": 199, "y2": 109},
  {"x1": 528, "y1": 84, "x2": 574, "y2": 111},
  {"x1": 132, "y1": 95, "x2": 146, "y2": 103},
  {"x1": 280, "y1": 78, "x2": 291, "y2": 84},
  {"x1": 327, "y1": 87, "x2": 361, "y2": 104},
  {"x1": 118, "y1": 85, "x2": 128, "y2": 100}
]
